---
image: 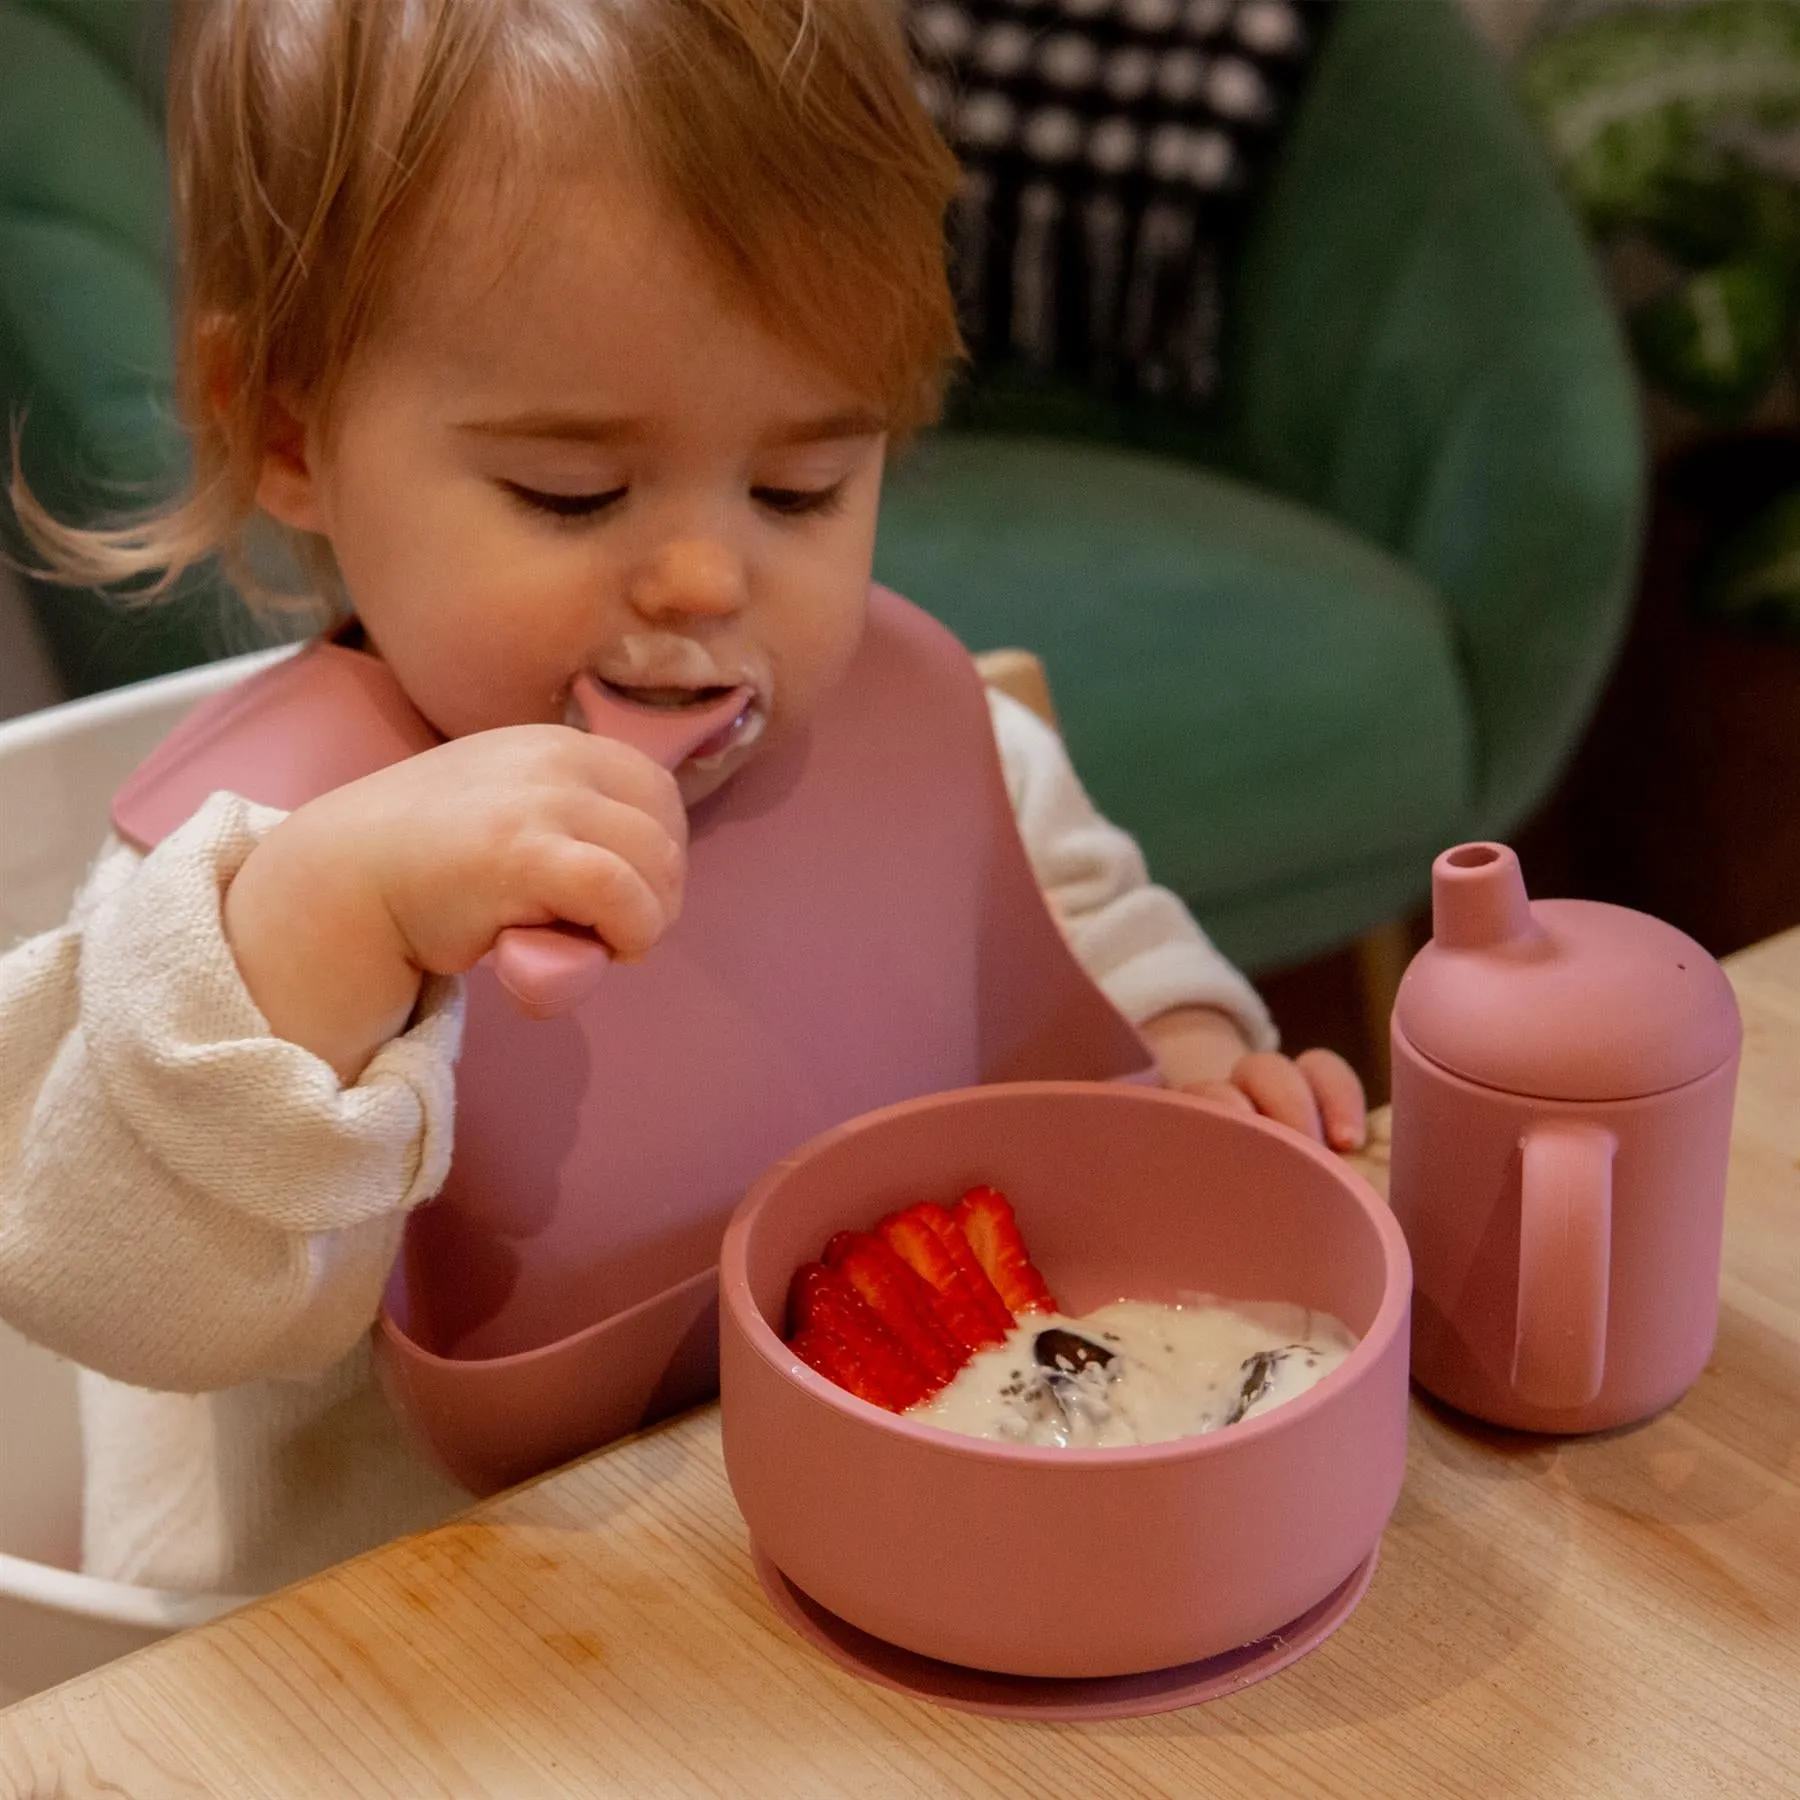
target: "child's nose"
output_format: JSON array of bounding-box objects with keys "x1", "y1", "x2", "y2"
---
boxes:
[{"x1": 627, "y1": 538, "x2": 747, "y2": 620}]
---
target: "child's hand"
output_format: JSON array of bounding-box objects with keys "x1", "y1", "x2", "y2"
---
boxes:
[
  {"x1": 224, "y1": 726, "x2": 688, "y2": 1083},
  {"x1": 1139, "y1": 1006, "x2": 1367, "y2": 1153},
  {"x1": 1185, "y1": 1050, "x2": 1368, "y2": 1153}
]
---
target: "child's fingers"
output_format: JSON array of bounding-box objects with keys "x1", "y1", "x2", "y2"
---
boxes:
[
  {"x1": 552, "y1": 788, "x2": 687, "y2": 918},
  {"x1": 1230, "y1": 1052, "x2": 1325, "y2": 1143},
  {"x1": 524, "y1": 839, "x2": 677, "y2": 962},
  {"x1": 1179, "y1": 1079, "x2": 1259, "y2": 1119},
  {"x1": 1296, "y1": 1048, "x2": 1367, "y2": 1152},
  {"x1": 569, "y1": 734, "x2": 689, "y2": 848}
]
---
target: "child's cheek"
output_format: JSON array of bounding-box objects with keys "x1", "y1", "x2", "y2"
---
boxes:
[{"x1": 786, "y1": 589, "x2": 871, "y2": 718}]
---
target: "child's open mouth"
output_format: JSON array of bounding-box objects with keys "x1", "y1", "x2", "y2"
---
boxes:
[
  {"x1": 595, "y1": 679, "x2": 763, "y2": 765},
  {"x1": 599, "y1": 681, "x2": 736, "y2": 711}
]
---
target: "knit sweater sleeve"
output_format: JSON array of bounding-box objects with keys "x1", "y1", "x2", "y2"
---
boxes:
[
  {"x1": 989, "y1": 689, "x2": 1278, "y2": 1051},
  {"x1": 0, "y1": 791, "x2": 463, "y2": 1392}
]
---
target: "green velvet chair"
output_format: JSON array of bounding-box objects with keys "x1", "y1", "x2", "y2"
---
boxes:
[{"x1": 0, "y1": 0, "x2": 1643, "y2": 979}]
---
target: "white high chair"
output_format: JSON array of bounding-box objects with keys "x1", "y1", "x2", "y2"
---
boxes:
[
  {"x1": 0, "y1": 640, "x2": 1058, "y2": 1702},
  {"x1": 0, "y1": 649, "x2": 287, "y2": 1703}
]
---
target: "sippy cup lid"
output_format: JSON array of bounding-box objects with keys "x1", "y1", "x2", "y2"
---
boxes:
[{"x1": 1393, "y1": 844, "x2": 1741, "y2": 1102}]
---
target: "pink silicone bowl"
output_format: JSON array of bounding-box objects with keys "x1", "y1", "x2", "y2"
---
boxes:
[{"x1": 720, "y1": 1081, "x2": 1412, "y2": 1680}]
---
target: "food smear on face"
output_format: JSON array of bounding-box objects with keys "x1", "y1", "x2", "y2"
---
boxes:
[{"x1": 907, "y1": 1297, "x2": 1356, "y2": 1448}]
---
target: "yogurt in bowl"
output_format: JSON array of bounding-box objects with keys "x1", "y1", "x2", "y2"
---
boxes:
[
  {"x1": 914, "y1": 1297, "x2": 1358, "y2": 1449},
  {"x1": 720, "y1": 1081, "x2": 1413, "y2": 1680}
]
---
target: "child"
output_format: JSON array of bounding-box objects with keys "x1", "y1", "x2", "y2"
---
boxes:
[{"x1": 2, "y1": 0, "x2": 1363, "y2": 1597}]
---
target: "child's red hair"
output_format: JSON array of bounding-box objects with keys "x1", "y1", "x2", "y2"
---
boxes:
[{"x1": 12, "y1": 0, "x2": 962, "y2": 611}]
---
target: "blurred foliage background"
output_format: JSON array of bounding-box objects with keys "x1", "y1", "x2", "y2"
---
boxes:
[{"x1": 1520, "y1": 0, "x2": 1800, "y2": 635}]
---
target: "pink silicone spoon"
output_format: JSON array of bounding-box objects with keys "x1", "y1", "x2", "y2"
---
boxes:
[{"x1": 492, "y1": 674, "x2": 753, "y2": 1020}]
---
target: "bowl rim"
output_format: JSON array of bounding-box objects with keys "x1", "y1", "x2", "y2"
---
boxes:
[{"x1": 720, "y1": 1080, "x2": 1412, "y2": 1469}]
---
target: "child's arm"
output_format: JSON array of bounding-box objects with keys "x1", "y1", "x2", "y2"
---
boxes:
[
  {"x1": 0, "y1": 717, "x2": 686, "y2": 1394},
  {"x1": 1, "y1": 710, "x2": 687, "y2": 1391},
  {"x1": 988, "y1": 689, "x2": 1366, "y2": 1150},
  {"x1": 0, "y1": 795, "x2": 461, "y2": 1392}
]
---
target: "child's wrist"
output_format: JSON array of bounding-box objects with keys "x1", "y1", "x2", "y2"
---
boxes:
[
  {"x1": 1140, "y1": 1004, "x2": 1254, "y2": 1091},
  {"x1": 224, "y1": 814, "x2": 423, "y2": 1083}
]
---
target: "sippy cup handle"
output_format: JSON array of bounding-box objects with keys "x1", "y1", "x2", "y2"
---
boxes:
[
  {"x1": 1511, "y1": 1122, "x2": 1615, "y2": 1409},
  {"x1": 492, "y1": 676, "x2": 752, "y2": 1021}
]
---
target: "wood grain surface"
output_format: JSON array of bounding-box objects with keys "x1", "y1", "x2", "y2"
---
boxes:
[{"x1": 2, "y1": 933, "x2": 1796, "y2": 1799}]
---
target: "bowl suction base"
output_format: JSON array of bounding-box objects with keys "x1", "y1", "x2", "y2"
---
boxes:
[{"x1": 750, "y1": 1541, "x2": 1379, "y2": 1721}]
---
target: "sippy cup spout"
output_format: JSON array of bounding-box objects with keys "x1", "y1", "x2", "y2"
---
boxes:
[{"x1": 1430, "y1": 843, "x2": 1540, "y2": 952}]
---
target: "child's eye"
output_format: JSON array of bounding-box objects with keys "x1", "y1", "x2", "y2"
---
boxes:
[
  {"x1": 501, "y1": 482, "x2": 627, "y2": 521},
  {"x1": 751, "y1": 481, "x2": 847, "y2": 519}
]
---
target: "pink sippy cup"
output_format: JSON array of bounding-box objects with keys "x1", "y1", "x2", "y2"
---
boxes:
[{"x1": 1388, "y1": 843, "x2": 1742, "y2": 1434}]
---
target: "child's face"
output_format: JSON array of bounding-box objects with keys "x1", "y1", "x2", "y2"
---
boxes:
[{"x1": 260, "y1": 171, "x2": 888, "y2": 803}]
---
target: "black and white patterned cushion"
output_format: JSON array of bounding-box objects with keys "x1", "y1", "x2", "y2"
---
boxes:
[{"x1": 912, "y1": 0, "x2": 1335, "y2": 408}]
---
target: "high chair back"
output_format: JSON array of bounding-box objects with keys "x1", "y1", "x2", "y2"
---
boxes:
[
  {"x1": 0, "y1": 649, "x2": 289, "y2": 943},
  {"x1": 0, "y1": 650, "x2": 283, "y2": 1703}
]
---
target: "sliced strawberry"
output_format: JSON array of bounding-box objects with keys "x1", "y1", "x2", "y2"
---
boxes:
[
  {"x1": 824, "y1": 1230, "x2": 964, "y2": 1388},
  {"x1": 877, "y1": 1203, "x2": 1014, "y2": 1351},
  {"x1": 954, "y1": 1185, "x2": 1058, "y2": 1315},
  {"x1": 789, "y1": 1326, "x2": 893, "y2": 1409},
  {"x1": 786, "y1": 1263, "x2": 934, "y2": 1409}
]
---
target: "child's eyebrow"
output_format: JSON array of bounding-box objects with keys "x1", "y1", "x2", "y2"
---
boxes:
[
  {"x1": 761, "y1": 409, "x2": 887, "y2": 447},
  {"x1": 454, "y1": 409, "x2": 886, "y2": 446},
  {"x1": 456, "y1": 412, "x2": 645, "y2": 444}
]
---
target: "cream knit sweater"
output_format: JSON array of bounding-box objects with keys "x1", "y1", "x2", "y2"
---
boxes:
[{"x1": 0, "y1": 690, "x2": 1273, "y2": 1597}]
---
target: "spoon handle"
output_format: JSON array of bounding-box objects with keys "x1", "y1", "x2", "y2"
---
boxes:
[{"x1": 492, "y1": 920, "x2": 618, "y2": 1020}]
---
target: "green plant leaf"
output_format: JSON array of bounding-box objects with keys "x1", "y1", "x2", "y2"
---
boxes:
[
  {"x1": 1645, "y1": 160, "x2": 1800, "y2": 269},
  {"x1": 1699, "y1": 485, "x2": 1800, "y2": 635},
  {"x1": 1524, "y1": 1, "x2": 1800, "y2": 232},
  {"x1": 1629, "y1": 255, "x2": 1796, "y2": 416}
]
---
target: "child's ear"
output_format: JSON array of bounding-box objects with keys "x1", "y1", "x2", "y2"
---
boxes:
[
  {"x1": 193, "y1": 313, "x2": 328, "y2": 535},
  {"x1": 254, "y1": 389, "x2": 327, "y2": 535}
]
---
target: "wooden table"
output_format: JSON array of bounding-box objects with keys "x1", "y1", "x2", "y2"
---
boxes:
[{"x1": 3, "y1": 933, "x2": 1797, "y2": 1799}]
